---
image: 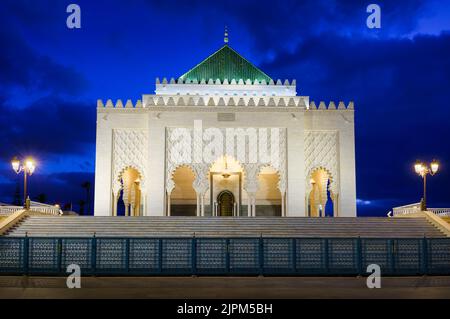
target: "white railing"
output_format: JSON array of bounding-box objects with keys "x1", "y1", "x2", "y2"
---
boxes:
[
  {"x1": 392, "y1": 203, "x2": 450, "y2": 217},
  {"x1": 0, "y1": 206, "x2": 23, "y2": 215},
  {"x1": 30, "y1": 206, "x2": 62, "y2": 215},
  {"x1": 428, "y1": 208, "x2": 450, "y2": 217},
  {"x1": 392, "y1": 203, "x2": 422, "y2": 216},
  {"x1": 0, "y1": 202, "x2": 62, "y2": 216}
]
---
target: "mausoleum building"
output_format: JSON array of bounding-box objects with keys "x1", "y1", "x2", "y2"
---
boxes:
[{"x1": 94, "y1": 40, "x2": 356, "y2": 218}]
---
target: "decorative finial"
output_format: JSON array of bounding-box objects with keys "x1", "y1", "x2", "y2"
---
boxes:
[{"x1": 224, "y1": 26, "x2": 229, "y2": 44}]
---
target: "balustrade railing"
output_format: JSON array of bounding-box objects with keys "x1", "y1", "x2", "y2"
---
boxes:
[
  {"x1": 0, "y1": 206, "x2": 23, "y2": 215},
  {"x1": 428, "y1": 208, "x2": 450, "y2": 217},
  {"x1": 0, "y1": 236, "x2": 449, "y2": 276},
  {"x1": 392, "y1": 203, "x2": 450, "y2": 218},
  {"x1": 0, "y1": 202, "x2": 61, "y2": 216},
  {"x1": 392, "y1": 203, "x2": 422, "y2": 216}
]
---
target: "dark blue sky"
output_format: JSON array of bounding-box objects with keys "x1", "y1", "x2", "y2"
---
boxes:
[{"x1": 1, "y1": 0, "x2": 450, "y2": 216}]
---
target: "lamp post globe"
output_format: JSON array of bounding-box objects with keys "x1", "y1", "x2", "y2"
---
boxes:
[
  {"x1": 431, "y1": 160, "x2": 439, "y2": 175},
  {"x1": 414, "y1": 159, "x2": 439, "y2": 211},
  {"x1": 11, "y1": 156, "x2": 36, "y2": 209}
]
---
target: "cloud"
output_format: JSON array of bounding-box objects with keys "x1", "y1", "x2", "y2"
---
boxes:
[
  {"x1": 356, "y1": 198, "x2": 372, "y2": 205},
  {"x1": 0, "y1": 96, "x2": 95, "y2": 160},
  {"x1": 2, "y1": 0, "x2": 60, "y2": 28},
  {"x1": 0, "y1": 1, "x2": 96, "y2": 211},
  {"x1": 270, "y1": 32, "x2": 450, "y2": 206},
  {"x1": 0, "y1": 29, "x2": 88, "y2": 96},
  {"x1": 147, "y1": 0, "x2": 429, "y2": 53}
]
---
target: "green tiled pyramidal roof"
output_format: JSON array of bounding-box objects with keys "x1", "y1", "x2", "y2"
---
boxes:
[{"x1": 179, "y1": 45, "x2": 272, "y2": 83}]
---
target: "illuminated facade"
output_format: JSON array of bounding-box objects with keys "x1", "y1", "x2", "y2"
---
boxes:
[{"x1": 94, "y1": 42, "x2": 356, "y2": 217}]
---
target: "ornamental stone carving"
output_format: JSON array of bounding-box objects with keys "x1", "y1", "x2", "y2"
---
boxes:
[
  {"x1": 192, "y1": 163, "x2": 210, "y2": 195},
  {"x1": 165, "y1": 127, "x2": 287, "y2": 195},
  {"x1": 112, "y1": 129, "x2": 148, "y2": 195},
  {"x1": 304, "y1": 131, "x2": 339, "y2": 195},
  {"x1": 243, "y1": 163, "x2": 260, "y2": 194}
]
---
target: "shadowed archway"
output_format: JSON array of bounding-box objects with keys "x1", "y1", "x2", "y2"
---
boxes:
[
  {"x1": 115, "y1": 167, "x2": 142, "y2": 216},
  {"x1": 308, "y1": 167, "x2": 337, "y2": 217},
  {"x1": 170, "y1": 165, "x2": 197, "y2": 216}
]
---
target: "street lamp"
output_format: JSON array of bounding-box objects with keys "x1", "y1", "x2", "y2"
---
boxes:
[
  {"x1": 414, "y1": 159, "x2": 439, "y2": 211},
  {"x1": 11, "y1": 156, "x2": 36, "y2": 210}
]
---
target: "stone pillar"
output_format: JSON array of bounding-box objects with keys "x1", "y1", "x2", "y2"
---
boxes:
[
  {"x1": 305, "y1": 182, "x2": 311, "y2": 217},
  {"x1": 148, "y1": 123, "x2": 165, "y2": 216},
  {"x1": 252, "y1": 196, "x2": 256, "y2": 217},
  {"x1": 243, "y1": 164, "x2": 259, "y2": 218},
  {"x1": 112, "y1": 193, "x2": 118, "y2": 217},
  {"x1": 94, "y1": 111, "x2": 113, "y2": 216},
  {"x1": 200, "y1": 193, "x2": 205, "y2": 217},
  {"x1": 193, "y1": 164, "x2": 209, "y2": 218},
  {"x1": 285, "y1": 191, "x2": 288, "y2": 216},
  {"x1": 167, "y1": 192, "x2": 171, "y2": 216},
  {"x1": 332, "y1": 193, "x2": 339, "y2": 217},
  {"x1": 338, "y1": 110, "x2": 356, "y2": 217},
  {"x1": 140, "y1": 193, "x2": 146, "y2": 216},
  {"x1": 130, "y1": 185, "x2": 136, "y2": 216},
  {"x1": 237, "y1": 197, "x2": 240, "y2": 217},
  {"x1": 287, "y1": 123, "x2": 304, "y2": 216},
  {"x1": 193, "y1": 190, "x2": 209, "y2": 217},
  {"x1": 196, "y1": 194, "x2": 200, "y2": 217},
  {"x1": 245, "y1": 193, "x2": 256, "y2": 217}
]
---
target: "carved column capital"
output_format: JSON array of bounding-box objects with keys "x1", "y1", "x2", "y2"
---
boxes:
[{"x1": 192, "y1": 163, "x2": 209, "y2": 195}]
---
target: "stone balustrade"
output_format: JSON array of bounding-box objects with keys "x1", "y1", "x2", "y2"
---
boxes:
[
  {"x1": 0, "y1": 202, "x2": 62, "y2": 216},
  {"x1": 428, "y1": 208, "x2": 450, "y2": 216},
  {"x1": 393, "y1": 203, "x2": 450, "y2": 218},
  {"x1": 392, "y1": 203, "x2": 422, "y2": 216}
]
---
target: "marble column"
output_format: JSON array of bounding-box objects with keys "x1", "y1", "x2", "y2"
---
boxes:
[
  {"x1": 196, "y1": 194, "x2": 200, "y2": 217},
  {"x1": 200, "y1": 193, "x2": 205, "y2": 217},
  {"x1": 112, "y1": 194, "x2": 118, "y2": 217}
]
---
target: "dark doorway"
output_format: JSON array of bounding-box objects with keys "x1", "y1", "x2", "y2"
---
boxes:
[{"x1": 217, "y1": 190, "x2": 234, "y2": 216}]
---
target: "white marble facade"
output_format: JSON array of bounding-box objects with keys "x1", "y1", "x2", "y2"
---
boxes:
[{"x1": 94, "y1": 44, "x2": 356, "y2": 217}]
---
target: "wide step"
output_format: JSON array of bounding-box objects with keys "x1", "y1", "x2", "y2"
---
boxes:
[{"x1": 4, "y1": 216, "x2": 446, "y2": 238}]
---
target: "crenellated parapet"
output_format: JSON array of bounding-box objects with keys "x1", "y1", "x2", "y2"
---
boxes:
[
  {"x1": 156, "y1": 77, "x2": 296, "y2": 86},
  {"x1": 96, "y1": 98, "x2": 353, "y2": 111},
  {"x1": 308, "y1": 101, "x2": 354, "y2": 110},
  {"x1": 98, "y1": 95, "x2": 309, "y2": 109},
  {"x1": 97, "y1": 99, "x2": 142, "y2": 109},
  {"x1": 155, "y1": 78, "x2": 297, "y2": 96},
  {"x1": 144, "y1": 95, "x2": 307, "y2": 108}
]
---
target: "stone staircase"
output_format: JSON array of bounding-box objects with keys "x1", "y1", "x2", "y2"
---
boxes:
[
  {"x1": 442, "y1": 216, "x2": 450, "y2": 224},
  {"x1": 4, "y1": 216, "x2": 446, "y2": 238}
]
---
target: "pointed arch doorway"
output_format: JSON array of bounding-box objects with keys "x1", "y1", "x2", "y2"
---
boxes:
[
  {"x1": 114, "y1": 167, "x2": 143, "y2": 216},
  {"x1": 210, "y1": 156, "x2": 242, "y2": 216},
  {"x1": 217, "y1": 190, "x2": 235, "y2": 216},
  {"x1": 307, "y1": 167, "x2": 337, "y2": 217}
]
